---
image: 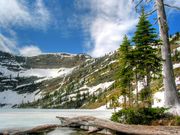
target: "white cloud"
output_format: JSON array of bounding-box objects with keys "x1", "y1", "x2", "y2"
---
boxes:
[
  {"x1": 75, "y1": 0, "x2": 138, "y2": 57},
  {"x1": 19, "y1": 45, "x2": 42, "y2": 57},
  {"x1": 0, "y1": 0, "x2": 50, "y2": 29},
  {"x1": 0, "y1": 34, "x2": 42, "y2": 56},
  {"x1": 89, "y1": 18, "x2": 137, "y2": 57}
]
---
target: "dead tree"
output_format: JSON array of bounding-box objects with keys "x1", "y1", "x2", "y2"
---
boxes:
[{"x1": 56, "y1": 116, "x2": 180, "y2": 135}]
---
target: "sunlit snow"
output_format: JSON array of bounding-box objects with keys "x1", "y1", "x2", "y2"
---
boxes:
[
  {"x1": 0, "y1": 90, "x2": 41, "y2": 107},
  {"x1": 0, "y1": 65, "x2": 74, "y2": 78},
  {"x1": 20, "y1": 68, "x2": 74, "y2": 78}
]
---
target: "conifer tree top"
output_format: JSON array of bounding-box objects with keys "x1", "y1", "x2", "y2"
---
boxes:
[{"x1": 133, "y1": 8, "x2": 157, "y2": 46}]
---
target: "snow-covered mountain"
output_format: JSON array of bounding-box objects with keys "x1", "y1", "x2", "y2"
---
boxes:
[
  {"x1": 0, "y1": 33, "x2": 179, "y2": 109},
  {"x1": 0, "y1": 50, "x2": 118, "y2": 108},
  {"x1": 0, "y1": 51, "x2": 97, "y2": 108},
  {"x1": 21, "y1": 51, "x2": 118, "y2": 109}
]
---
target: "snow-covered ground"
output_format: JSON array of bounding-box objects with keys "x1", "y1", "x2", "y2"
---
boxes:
[
  {"x1": 19, "y1": 68, "x2": 74, "y2": 78},
  {"x1": 0, "y1": 65, "x2": 74, "y2": 78},
  {"x1": 176, "y1": 77, "x2": 180, "y2": 85},
  {"x1": 0, "y1": 90, "x2": 41, "y2": 108},
  {"x1": 96, "y1": 63, "x2": 180, "y2": 111},
  {"x1": 60, "y1": 81, "x2": 114, "y2": 103},
  {"x1": 0, "y1": 65, "x2": 17, "y2": 77},
  {"x1": 0, "y1": 66, "x2": 74, "y2": 108},
  {"x1": 108, "y1": 60, "x2": 117, "y2": 65},
  {"x1": 152, "y1": 91, "x2": 164, "y2": 108},
  {"x1": 152, "y1": 90, "x2": 180, "y2": 115},
  {"x1": 132, "y1": 80, "x2": 146, "y2": 94},
  {"x1": 173, "y1": 63, "x2": 180, "y2": 69},
  {"x1": 153, "y1": 69, "x2": 180, "y2": 108},
  {"x1": 40, "y1": 52, "x2": 77, "y2": 57},
  {"x1": 16, "y1": 83, "x2": 32, "y2": 89},
  {"x1": 96, "y1": 105, "x2": 108, "y2": 110},
  {"x1": 80, "y1": 81, "x2": 114, "y2": 95}
]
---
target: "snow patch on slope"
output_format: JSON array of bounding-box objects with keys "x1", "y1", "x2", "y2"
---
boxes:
[
  {"x1": 0, "y1": 90, "x2": 41, "y2": 107},
  {"x1": 0, "y1": 65, "x2": 17, "y2": 77},
  {"x1": 152, "y1": 63, "x2": 180, "y2": 109},
  {"x1": 81, "y1": 81, "x2": 114, "y2": 95},
  {"x1": 64, "y1": 81, "x2": 114, "y2": 102},
  {"x1": 20, "y1": 68, "x2": 74, "y2": 78},
  {"x1": 173, "y1": 63, "x2": 180, "y2": 69},
  {"x1": 40, "y1": 53, "x2": 77, "y2": 57},
  {"x1": 152, "y1": 91, "x2": 165, "y2": 108},
  {"x1": 0, "y1": 65, "x2": 74, "y2": 78}
]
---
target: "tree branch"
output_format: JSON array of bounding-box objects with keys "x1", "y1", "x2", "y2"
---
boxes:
[
  {"x1": 134, "y1": 0, "x2": 144, "y2": 11},
  {"x1": 145, "y1": 0, "x2": 153, "y2": 3},
  {"x1": 146, "y1": 9, "x2": 157, "y2": 16},
  {"x1": 153, "y1": 18, "x2": 158, "y2": 25},
  {"x1": 164, "y1": 4, "x2": 180, "y2": 10}
]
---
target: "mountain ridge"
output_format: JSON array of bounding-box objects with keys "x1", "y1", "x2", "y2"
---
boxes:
[{"x1": 0, "y1": 33, "x2": 179, "y2": 109}]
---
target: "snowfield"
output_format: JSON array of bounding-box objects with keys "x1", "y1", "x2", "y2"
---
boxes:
[
  {"x1": 0, "y1": 66, "x2": 74, "y2": 108},
  {"x1": 19, "y1": 68, "x2": 74, "y2": 78},
  {"x1": 0, "y1": 65, "x2": 74, "y2": 78},
  {"x1": 0, "y1": 65, "x2": 17, "y2": 77},
  {"x1": 0, "y1": 90, "x2": 41, "y2": 108}
]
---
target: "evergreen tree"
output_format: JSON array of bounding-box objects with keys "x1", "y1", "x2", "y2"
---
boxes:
[
  {"x1": 133, "y1": 0, "x2": 180, "y2": 109},
  {"x1": 118, "y1": 35, "x2": 133, "y2": 107},
  {"x1": 132, "y1": 9, "x2": 161, "y2": 107}
]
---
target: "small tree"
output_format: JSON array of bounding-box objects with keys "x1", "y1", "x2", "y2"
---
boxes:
[
  {"x1": 111, "y1": 95, "x2": 119, "y2": 112},
  {"x1": 118, "y1": 35, "x2": 133, "y2": 107}
]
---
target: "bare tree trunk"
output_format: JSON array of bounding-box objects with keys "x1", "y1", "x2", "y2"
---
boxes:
[
  {"x1": 146, "y1": 73, "x2": 152, "y2": 107},
  {"x1": 156, "y1": 0, "x2": 180, "y2": 107},
  {"x1": 128, "y1": 80, "x2": 131, "y2": 107},
  {"x1": 135, "y1": 72, "x2": 139, "y2": 107},
  {"x1": 124, "y1": 94, "x2": 127, "y2": 108}
]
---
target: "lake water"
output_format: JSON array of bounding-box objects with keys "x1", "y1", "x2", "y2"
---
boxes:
[{"x1": 0, "y1": 109, "x2": 113, "y2": 134}]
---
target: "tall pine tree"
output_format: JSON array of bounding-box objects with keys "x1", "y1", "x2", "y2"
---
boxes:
[
  {"x1": 132, "y1": 9, "x2": 161, "y2": 107},
  {"x1": 118, "y1": 35, "x2": 133, "y2": 108}
]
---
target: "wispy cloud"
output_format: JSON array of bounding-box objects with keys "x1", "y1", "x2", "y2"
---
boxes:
[
  {"x1": 75, "y1": 0, "x2": 138, "y2": 57},
  {"x1": 0, "y1": 0, "x2": 50, "y2": 55},
  {"x1": 0, "y1": 34, "x2": 18, "y2": 53},
  {"x1": 0, "y1": 34, "x2": 42, "y2": 56},
  {"x1": 0, "y1": 0, "x2": 51, "y2": 29},
  {"x1": 165, "y1": 0, "x2": 180, "y2": 15},
  {"x1": 19, "y1": 45, "x2": 42, "y2": 57},
  {"x1": 165, "y1": 0, "x2": 180, "y2": 6}
]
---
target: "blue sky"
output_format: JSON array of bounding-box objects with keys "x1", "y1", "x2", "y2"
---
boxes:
[{"x1": 0, "y1": 0, "x2": 179, "y2": 57}]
